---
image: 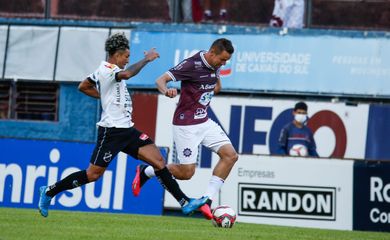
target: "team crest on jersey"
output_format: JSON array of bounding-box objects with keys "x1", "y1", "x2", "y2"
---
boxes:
[
  {"x1": 104, "y1": 63, "x2": 115, "y2": 69},
  {"x1": 139, "y1": 133, "x2": 149, "y2": 141},
  {"x1": 183, "y1": 148, "x2": 192, "y2": 157}
]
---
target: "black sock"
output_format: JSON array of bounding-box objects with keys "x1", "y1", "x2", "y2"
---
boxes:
[
  {"x1": 140, "y1": 166, "x2": 150, "y2": 187},
  {"x1": 155, "y1": 167, "x2": 189, "y2": 206},
  {"x1": 206, "y1": 198, "x2": 212, "y2": 207},
  {"x1": 46, "y1": 170, "x2": 89, "y2": 197}
]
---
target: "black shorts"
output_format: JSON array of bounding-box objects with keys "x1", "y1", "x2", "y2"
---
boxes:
[{"x1": 90, "y1": 126, "x2": 154, "y2": 167}]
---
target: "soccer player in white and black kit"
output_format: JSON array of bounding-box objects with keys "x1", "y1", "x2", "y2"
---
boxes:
[
  {"x1": 132, "y1": 38, "x2": 239, "y2": 220},
  {"x1": 38, "y1": 33, "x2": 208, "y2": 217}
]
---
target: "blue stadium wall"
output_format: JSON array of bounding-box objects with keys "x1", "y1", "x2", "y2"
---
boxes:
[{"x1": 0, "y1": 83, "x2": 98, "y2": 143}]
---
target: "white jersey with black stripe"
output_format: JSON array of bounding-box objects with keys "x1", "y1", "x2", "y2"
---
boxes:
[{"x1": 88, "y1": 61, "x2": 134, "y2": 128}]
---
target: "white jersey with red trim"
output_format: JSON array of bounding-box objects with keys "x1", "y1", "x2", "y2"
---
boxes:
[{"x1": 88, "y1": 61, "x2": 134, "y2": 128}]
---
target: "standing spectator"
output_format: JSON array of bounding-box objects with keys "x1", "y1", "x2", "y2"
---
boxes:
[
  {"x1": 167, "y1": 0, "x2": 193, "y2": 22},
  {"x1": 181, "y1": 0, "x2": 194, "y2": 22},
  {"x1": 277, "y1": 101, "x2": 319, "y2": 157},
  {"x1": 203, "y1": 0, "x2": 229, "y2": 23},
  {"x1": 270, "y1": 0, "x2": 305, "y2": 28}
]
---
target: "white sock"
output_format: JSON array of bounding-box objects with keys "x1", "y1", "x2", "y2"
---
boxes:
[
  {"x1": 144, "y1": 165, "x2": 156, "y2": 178},
  {"x1": 203, "y1": 175, "x2": 224, "y2": 201}
]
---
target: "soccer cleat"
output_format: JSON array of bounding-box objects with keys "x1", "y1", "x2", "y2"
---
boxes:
[
  {"x1": 38, "y1": 186, "x2": 52, "y2": 217},
  {"x1": 182, "y1": 196, "x2": 209, "y2": 215},
  {"x1": 200, "y1": 203, "x2": 213, "y2": 220},
  {"x1": 132, "y1": 164, "x2": 147, "y2": 197}
]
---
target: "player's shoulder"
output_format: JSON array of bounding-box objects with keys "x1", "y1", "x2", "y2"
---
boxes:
[
  {"x1": 180, "y1": 51, "x2": 202, "y2": 67},
  {"x1": 96, "y1": 61, "x2": 120, "y2": 79},
  {"x1": 99, "y1": 62, "x2": 119, "y2": 72}
]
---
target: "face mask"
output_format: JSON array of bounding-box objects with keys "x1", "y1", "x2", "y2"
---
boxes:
[{"x1": 294, "y1": 114, "x2": 307, "y2": 124}]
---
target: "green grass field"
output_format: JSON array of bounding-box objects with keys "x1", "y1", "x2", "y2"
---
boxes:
[{"x1": 0, "y1": 208, "x2": 389, "y2": 240}]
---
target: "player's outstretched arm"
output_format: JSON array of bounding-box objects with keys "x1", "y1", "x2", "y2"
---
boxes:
[
  {"x1": 117, "y1": 48, "x2": 160, "y2": 80},
  {"x1": 156, "y1": 73, "x2": 177, "y2": 98},
  {"x1": 78, "y1": 78, "x2": 100, "y2": 99}
]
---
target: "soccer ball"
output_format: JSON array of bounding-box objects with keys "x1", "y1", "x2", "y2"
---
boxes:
[
  {"x1": 211, "y1": 205, "x2": 236, "y2": 228},
  {"x1": 289, "y1": 144, "x2": 308, "y2": 157}
]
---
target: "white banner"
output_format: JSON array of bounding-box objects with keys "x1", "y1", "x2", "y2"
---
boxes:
[
  {"x1": 5, "y1": 26, "x2": 58, "y2": 80},
  {"x1": 222, "y1": 155, "x2": 353, "y2": 230},
  {"x1": 55, "y1": 27, "x2": 109, "y2": 81},
  {"x1": 0, "y1": 25, "x2": 7, "y2": 76}
]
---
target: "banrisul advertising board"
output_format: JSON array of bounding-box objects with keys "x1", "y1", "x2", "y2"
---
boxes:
[
  {"x1": 239, "y1": 183, "x2": 335, "y2": 220},
  {"x1": 354, "y1": 161, "x2": 390, "y2": 231},
  {"x1": 0, "y1": 138, "x2": 164, "y2": 215}
]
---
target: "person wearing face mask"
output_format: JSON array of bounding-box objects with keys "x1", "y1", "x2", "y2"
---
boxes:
[{"x1": 277, "y1": 101, "x2": 319, "y2": 157}]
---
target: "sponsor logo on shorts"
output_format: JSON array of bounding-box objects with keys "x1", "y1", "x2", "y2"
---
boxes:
[
  {"x1": 103, "y1": 151, "x2": 112, "y2": 162},
  {"x1": 139, "y1": 133, "x2": 149, "y2": 141},
  {"x1": 183, "y1": 148, "x2": 192, "y2": 157},
  {"x1": 194, "y1": 108, "x2": 207, "y2": 119}
]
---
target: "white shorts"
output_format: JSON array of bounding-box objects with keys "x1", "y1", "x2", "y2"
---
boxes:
[{"x1": 173, "y1": 119, "x2": 231, "y2": 164}]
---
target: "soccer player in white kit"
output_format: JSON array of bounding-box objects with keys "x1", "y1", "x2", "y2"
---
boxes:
[
  {"x1": 37, "y1": 33, "x2": 208, "y2": 218},
  {"x1": 132, "y1": 38, "x2": 239, "y2": 220}
]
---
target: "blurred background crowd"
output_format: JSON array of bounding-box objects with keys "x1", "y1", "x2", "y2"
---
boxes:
[{"x1": 0, "y1": 0, "x2": 389, "y2": 30}]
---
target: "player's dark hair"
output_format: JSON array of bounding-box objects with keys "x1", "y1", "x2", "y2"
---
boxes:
[
  {"x1": 210, "y1": 38, "x2": 234, "y2": 54},
  {"x1": 105, "y1": 33, "x2": 129, "y2": 56},
  {"x1": 294, "y1": 101, "x2": 308, "y2": 111}
]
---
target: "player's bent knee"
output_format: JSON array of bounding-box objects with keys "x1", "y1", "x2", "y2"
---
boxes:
[
  {"x1": 226, "y1": 151, "x2": 239, "y2": 165},
  {"x1": 232, "y1": 152, "x2": 239, "y2": 163},
  {"x1": 179, "y1": 173, "x2": 193, "y2": 180},
  {"x1": 150, "y1": 156, "x2": 166, "y2": 171},
  {"x1": 87, "y1": 174, "x2": 100, "y2": 182}
]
